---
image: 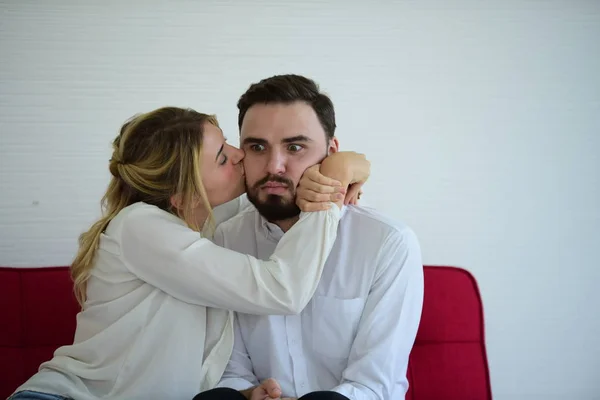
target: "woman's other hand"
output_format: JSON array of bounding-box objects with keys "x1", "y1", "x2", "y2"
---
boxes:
[{"x1": 296, "y1": 165, "x2": 346, "y2": 212}]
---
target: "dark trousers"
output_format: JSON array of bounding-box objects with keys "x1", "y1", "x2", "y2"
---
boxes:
[{"x1": 194, "y1": 387, "x2": 350, "y2": 400}]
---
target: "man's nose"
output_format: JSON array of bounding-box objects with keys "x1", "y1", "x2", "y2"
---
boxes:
[{"x1": 266, "y1": 150, "x2": 286, "y2": 175}]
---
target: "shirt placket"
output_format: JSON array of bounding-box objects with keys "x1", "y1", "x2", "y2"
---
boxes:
[
  {"x1": 260, "y1": 219, "x2": 311, "y2": 397},
  {"x1": 285, "y1": 313, "x2": 309, "y2": 397}
]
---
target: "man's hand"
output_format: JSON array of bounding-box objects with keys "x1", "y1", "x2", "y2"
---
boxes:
[{"x1": 242, "y1": 378, "x2": 283, "y2": 400}]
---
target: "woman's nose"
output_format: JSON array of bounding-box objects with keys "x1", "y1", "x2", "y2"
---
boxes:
[{"x1": 230, "y1": 145, "x2": 245, "y2": 163}]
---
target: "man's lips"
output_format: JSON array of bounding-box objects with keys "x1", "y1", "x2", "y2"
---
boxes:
[
  {"x1": 260, "y1": 181, "x2": 290, "y2": 195},
  {"x1": 262, "y1": 182, "x2": 288, "y2": 189}
]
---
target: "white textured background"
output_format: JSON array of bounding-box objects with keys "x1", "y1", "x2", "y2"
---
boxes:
[{"x1": 1, "y1": 1, "x2": 599, "y2": 399}]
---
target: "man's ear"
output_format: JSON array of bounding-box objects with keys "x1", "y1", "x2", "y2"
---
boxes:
[{"x1": 327, "y1": 136, "x2": 340, "y2": 155}]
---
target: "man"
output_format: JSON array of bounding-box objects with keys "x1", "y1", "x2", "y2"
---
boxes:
[{"x1": 214, "y1": 75, "x2": 424, "y2": 400}]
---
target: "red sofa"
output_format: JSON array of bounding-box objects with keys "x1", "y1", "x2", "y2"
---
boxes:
[{"x1": 0, "y1": 266, "x2": 492, "y2": 400}]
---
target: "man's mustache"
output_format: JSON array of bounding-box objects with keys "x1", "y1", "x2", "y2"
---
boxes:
[{"x1": 253, "y1": 174, "x2": 295, "y2": 190}]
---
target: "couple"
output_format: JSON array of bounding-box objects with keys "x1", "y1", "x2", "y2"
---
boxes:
[{"x1": 9, "y1": 74, "x2": 424, "y2": 400}]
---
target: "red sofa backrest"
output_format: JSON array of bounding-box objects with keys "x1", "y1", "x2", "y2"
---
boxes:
[
  {"x1": 407, "y1": 266, "x2": 493, "y2": 400},
  {"x1": 0, "y1": 267, "x2": 79, "y2": 399},
  {"x1": 0, "y1": 266, "x2": 491, "y2": 400}
]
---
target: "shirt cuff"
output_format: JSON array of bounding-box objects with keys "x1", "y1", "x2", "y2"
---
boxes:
[
  {"x1": 215, "y1": 377, "x2": 255, "y2": 391},
  {"x1": 299, "y1": 202, "x2": 342, "y2": 220},
  {"x1": 332, "y1": 382, "x2": 375, "y2": 400}
]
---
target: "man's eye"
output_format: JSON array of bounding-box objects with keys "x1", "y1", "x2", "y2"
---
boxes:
[
  {"x1": 288, "y1": 144, "x2": 303, "y2": 152},
  {"x1": 250, "y1": 144, "x2": 265, "y2": 152}
]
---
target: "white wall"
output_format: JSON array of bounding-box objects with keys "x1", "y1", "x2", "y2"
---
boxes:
[{"x1": 1, "y1": 0, "x2": 599, "y2": 398}]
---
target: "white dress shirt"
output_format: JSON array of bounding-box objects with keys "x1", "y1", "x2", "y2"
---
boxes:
[
  {"x1": 214, "y1": 205, "x2": 424, "y2": 400},
  {"x1": 12, "y1": 198, "x2": 341, "y2": 400}
]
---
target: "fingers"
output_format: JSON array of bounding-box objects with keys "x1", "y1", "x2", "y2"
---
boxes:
[
  {"x1": 297, "y1": 187, "x2": 345, "y2": 203},
  {"x1": 346, "y1": 194, "x2": 359, "y2": 205},
  {"x1": 261, "y1": 378, "x2": 281, "y2": 399},
  {"x1": 299, "y1": 177, "x2": 346, "y2": 194},
  {"x1": 249, "y1": 386, "x2": 267, "y2": 400},
  {"x1": 296, "y1": 164, "x2": 348, "y2": 212},
  {"x1": 344, "y1": 182, "x2": 363, "y2": 205}
]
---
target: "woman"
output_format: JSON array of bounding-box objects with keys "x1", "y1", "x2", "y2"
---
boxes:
[{"x1": 9, "y1": 107, "x2": 370, "y2": 400}]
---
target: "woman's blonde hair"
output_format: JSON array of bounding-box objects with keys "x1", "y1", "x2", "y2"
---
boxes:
[{"x1": 71, "y1": 106, "x2": 218, "y2": 307}]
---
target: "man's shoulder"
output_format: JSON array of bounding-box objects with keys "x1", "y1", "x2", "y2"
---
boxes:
[
  {"x1": 215, "y1": 204, "x2": 257, "y2": 234},
  {"x1": 343, "y1": 205, "x2": 417, "y2": 241},
  {"x1": 343, "y1": 206, "x2": 422, "y2": 278}
]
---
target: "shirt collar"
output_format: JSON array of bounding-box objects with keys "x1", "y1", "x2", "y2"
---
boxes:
[{"x1": 256, "y1": 204, "x2": 347, "y2": 242}]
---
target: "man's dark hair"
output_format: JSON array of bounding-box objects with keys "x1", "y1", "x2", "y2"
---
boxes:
[{"x1": 237, "y1": 74, "x2": 336, "y2": 139}]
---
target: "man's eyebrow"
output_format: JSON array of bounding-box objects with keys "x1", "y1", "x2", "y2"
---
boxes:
[
  {"x1": 241, "y1": 135, "x2": 312, "y2": 146},
  {"x1": 242, "y1": 137, "x2": 268, "y2": 146},
  {"x1": 282, "y1": 135, "x2": 312, "y2": 143}
]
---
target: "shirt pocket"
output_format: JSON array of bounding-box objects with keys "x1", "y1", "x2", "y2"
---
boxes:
[{"x1": 310, "y1": 295, "x2": 366, "y2": 360}]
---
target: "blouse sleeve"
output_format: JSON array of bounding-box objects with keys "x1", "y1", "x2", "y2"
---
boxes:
[{"x1": 119, "y1": 205, "x2": 340, "y2": 314}]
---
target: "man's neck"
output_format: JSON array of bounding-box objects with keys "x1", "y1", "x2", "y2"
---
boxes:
[{"x1": 271, "y1": 215, "x2": 300, "y2": 233}]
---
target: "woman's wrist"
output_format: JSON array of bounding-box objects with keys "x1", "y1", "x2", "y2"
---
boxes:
[{"x1": 319, "y1": 154, "x2": 352, "y2": 187}]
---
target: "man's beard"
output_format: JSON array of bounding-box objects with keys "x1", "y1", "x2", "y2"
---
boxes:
[{"x1": 246, "y1": 174, "x2": 301, "y2": 221}]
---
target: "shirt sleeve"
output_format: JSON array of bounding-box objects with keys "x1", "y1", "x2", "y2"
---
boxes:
[
  {"x1": 216, "y1": 314, "x2": 259, "y2": 391},
  {"x1": 331, "y1": 228, "x2": 424, "y2": 400},
  {"x1": 118, "y1": 204, "x2": 341, "y2": 315}
]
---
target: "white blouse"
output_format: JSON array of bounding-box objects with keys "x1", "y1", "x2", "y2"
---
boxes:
[{"x1": 13, "y1": 197, "x2": 340, "y2": 400}]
